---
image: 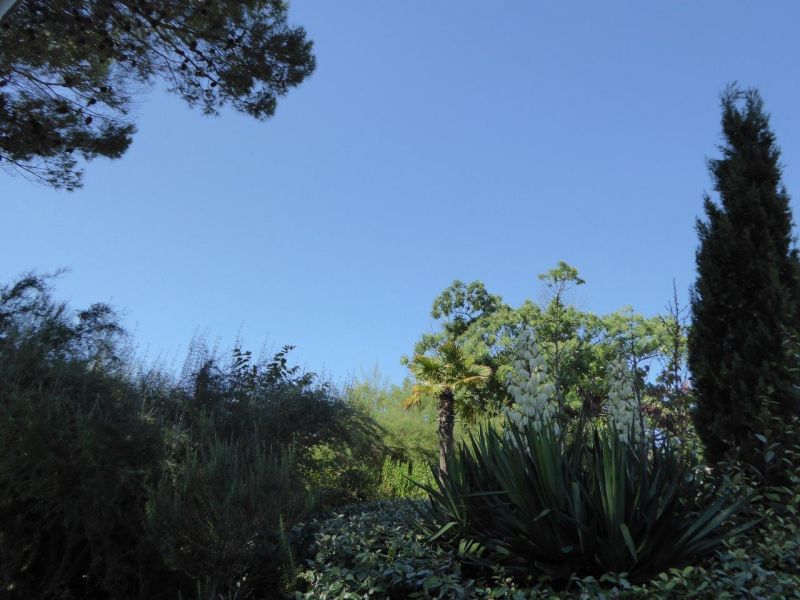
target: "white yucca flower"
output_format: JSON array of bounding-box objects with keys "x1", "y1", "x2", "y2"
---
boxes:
[
  {"x1": 606, "y1": 356, "x2": 641, "y2": 443},
  {"x1": 504, "y1": 328, "x2": 558, "y2": 433}
]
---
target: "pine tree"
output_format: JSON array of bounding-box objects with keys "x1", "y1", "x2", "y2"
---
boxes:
[
  {"x1": 689, "y1": 86, "x2": 800, "y2": 463},
  {"x1": 0, "y1": 0, "x2": 315, "y2": 190}
]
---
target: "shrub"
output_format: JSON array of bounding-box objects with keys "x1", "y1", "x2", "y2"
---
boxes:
[
  {"x1": 377, "y1": 457, "x2": 435, "y2": 500},
  {"x1": 145, "y1": 437, "x2": 308, "y2": 598},
  {"x1": 293, "y1": 501, "x2": 476, "y2": 599},
  {"x1": 170, "y1": 344, "x2": 389, "y2": 507},
  {"x1": 345, "y1": 375, "x2": 438, "y2": 462},
  {"x1": 146, "y1": 344, "x2": 392, "y2": 594},
  {"x1": 293, "y1": 500, "x2": 800, "y2": 599},
  {"x1": 419, "y1": 419, "x2": 745, "y2": 583},
  {"x1": 0, "y1": 275, "x2": 390, "y2": 598},
  {"x1": 0, "y1": 276, "x2": 179, "y2": 599}
]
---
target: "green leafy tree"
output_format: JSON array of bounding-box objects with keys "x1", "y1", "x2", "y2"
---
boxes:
[
  {"x1": 408, "y1": 279, "x2": 507, "y2": 367},
  {"x1": 403, "y1": 341, "x2": 491, "y2": 475},
  {"x1": 689, "y1": 86, "x2": 800, "y2": 463},
  {"x1": 0, "y1": 0, "x2": 315, "y2": 189},
  {"x1": 530, "y1": 261, "x2": 594, "y2": 417},
  {"x1": 408, "y1": 265, "x2": 665, "y2": 424},
  {"x1": 405, "y1": 279, "x2": 510, "y2": 415}
]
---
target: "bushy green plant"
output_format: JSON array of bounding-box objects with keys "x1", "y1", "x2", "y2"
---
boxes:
[
  {"x1": 344, "y1": 374, "x2": 444, "y2": 501},
  {"x1": 0, "y1": 276, "x2": 179, "y2": 599},
  {"x1": 420, "y1": 419, "x2": 744, "y2": 583},
  {"x1": 146, "y1": 436, "x2": 308, "y2": 598},
  {"x1": 0, "y1": 274, "x2": 390, "y2": 598},
  {"x1": 170, "y1": 344, "x2": 388, "y2": 505},
  {"x1": 345, "y1": 374, "x2": 438, "y2": 464},
  {"x1": 294, "y1": 501, "x2": 477, "y2": 599},
  {"x1": 147, "y1": 344, "x2": 392, "y2": 593},
  {"x1": 293, "y1": 499, "x2": 799, "y2": 599},
  {"x1": 376, "y1": 457, "x2": 435, "y2": 499}
]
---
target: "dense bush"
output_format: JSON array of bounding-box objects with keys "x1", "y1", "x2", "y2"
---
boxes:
[
  {"x1": 163, "y1": 343, "x2": 389, "y2": 508},
  {"x1": 376, "y1": 457, "x2": 435, "y2": 500},
  {"x1": 0, "y1": 275, "x2": 388, "y2": 598},
  {"x1": 345, "y1": 375, "x2": 438, "y2": 462},
  {"x1": 0, "y1": 276, "x2": 178, "y2": 599},
  {"x1": 420, "y1": 419, "x2": 744, "y2": 583},
  {"x1": 294, "y1": 501, "x2": 478, "y2": 599},
  {"x1": 345, "y1": 374, "x2": 478, "y2": 500},
  {"x1": 145, "y1": 438, "x2": 308, "y2": 598}
]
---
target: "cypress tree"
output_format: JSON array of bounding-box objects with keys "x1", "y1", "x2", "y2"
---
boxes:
[{"x1": 689, "y1": 86, "x2": 800, "y2": 463}]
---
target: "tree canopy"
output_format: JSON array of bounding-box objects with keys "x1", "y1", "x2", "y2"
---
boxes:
[
  {"x1": 0, "y1": 0, "x2": 315, "y2": 189},
  {"x1": 407, "y1": 264, "x2": 673, "y2": 423}
]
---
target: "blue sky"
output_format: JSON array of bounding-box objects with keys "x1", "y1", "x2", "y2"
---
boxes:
[{"x1": 4, "y1": 1, "x2": 800, "y2": 384}]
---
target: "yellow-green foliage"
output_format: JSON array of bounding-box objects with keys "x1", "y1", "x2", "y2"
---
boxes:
[
  {"x1": 377, "y1": 457, "x2": 434, "y2": 499},
  {"x1": 345, "y1": 372, "x2": 504, "y2": 500},
  {"x1": 345, "y1": 372, "x2": 438, "y2": 464}
]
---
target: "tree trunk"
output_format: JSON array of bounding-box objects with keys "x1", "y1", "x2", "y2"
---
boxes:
[{"x1": 438, "y1": 388, "x2": 455, "y2": 476}]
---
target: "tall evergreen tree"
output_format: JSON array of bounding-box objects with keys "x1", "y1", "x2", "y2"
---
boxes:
[{"x1": 689, "y1": 86, "x2": 800, "y2": 463}]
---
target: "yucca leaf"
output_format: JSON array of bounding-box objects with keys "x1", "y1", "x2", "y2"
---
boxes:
[{"x1": 619, "y1": 523, "x2": 637, "y2": 561}]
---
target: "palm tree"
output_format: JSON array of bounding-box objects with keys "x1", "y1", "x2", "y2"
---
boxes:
[{"x1": 403, "y1": 341, "x2": 492, "y2": 476}]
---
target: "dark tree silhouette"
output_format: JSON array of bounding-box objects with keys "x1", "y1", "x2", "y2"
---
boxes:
[
  {"x1": 689, "y1": 86, "x2": 800, "y2": 463},
  {"x1": 0, "y1": 0, "x2": 315, "y2": 189}
]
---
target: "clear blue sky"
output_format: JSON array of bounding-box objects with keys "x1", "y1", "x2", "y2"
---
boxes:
[{"x1": 4, "y1": 2, "x2": 800, "y2": 384}]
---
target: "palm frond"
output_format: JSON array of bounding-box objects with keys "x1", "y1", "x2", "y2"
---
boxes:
[
  {"x1": 404, "y1": 341, "x2": 491, "y2": 412},
  {"x1": 401, "y1": 384, "x2": 439, "y2": 410}
]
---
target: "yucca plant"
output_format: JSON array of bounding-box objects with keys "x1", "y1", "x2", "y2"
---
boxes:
[{"x1": 419, "y1": 418, "x2": 747, "y2": 583}]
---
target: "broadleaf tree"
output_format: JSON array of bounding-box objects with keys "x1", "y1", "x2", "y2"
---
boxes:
[
  {"x1": 0, "y1": 0, "x2": 315, "y2": 189},
  {"x1": 407, "y1": 265, "x2": 668, "y2": 426}
]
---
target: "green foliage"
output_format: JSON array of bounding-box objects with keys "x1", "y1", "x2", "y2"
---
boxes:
[
  {"x1": 294, "y1": 501, "x2": 489, "y2": 599},
  {"x1": 405, "y1": 340, "x2": 493, "y2": 475},
  {"x1": 645, "y1": 285, "x2": 700, "y2": 457},
  {"x1": 377, "y1": 457, "x2": 435, "y2": 500},
  {"x1": 0, "y1": 274, "x2": 386, "y2": 598},
  {"x1": 689, "y1": 85, "x2": 800, "y2": 464},
  {"x1": 410, "y1": 265, "x2": 682, "y2": 427},
  {"x1": 430, "y1": 280, "x2": 504, "y2": 339},
  {"x1": 0, "y1": 275, "x2": 176, "y2": 599},
  {"x1": 292, "y1": 497, "x2": 799, "y2": 599},
  {"x1": 167, "y1": 342, "x2": 388, "y2": 508},
  {"x1": 344, "y1": 373, "x2": 443, "y2": 500},
  {"x1": 419, "y1": 419, "x2": 743, "y2": 584},
  {"x1": 294, "y1": 477, "x2": 800, "y2": 599},
  {"x1": 1, "y1": 0, "x2": 315, "y2": 189},
  {"x1": 346, "y1": 373, "x2": 437, "y2": 464},
  {"x1": 146, "y1": 437, "x2": 308, "y2": 598}
]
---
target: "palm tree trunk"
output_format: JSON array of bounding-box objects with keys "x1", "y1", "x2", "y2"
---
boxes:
[{"x1": 438, "y1": 388, "x2": 455, "y2": 476}]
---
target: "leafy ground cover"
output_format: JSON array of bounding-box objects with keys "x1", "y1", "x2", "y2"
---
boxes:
[{"x1": 293, "y1": 493, "x2": 800, "y2": 599}]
